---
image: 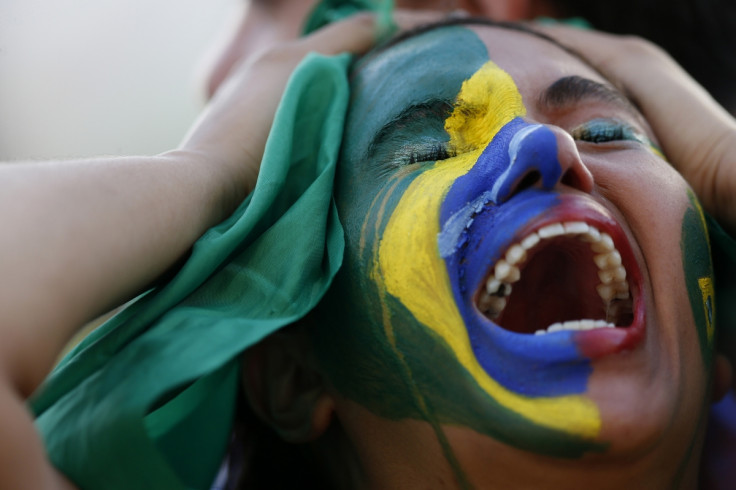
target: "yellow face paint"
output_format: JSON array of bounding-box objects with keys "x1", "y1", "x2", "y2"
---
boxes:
[
  {"x1": 698, "y1": 277, "x2": 715, "y2": 345},
  {"x1": 444, "y1": 62, "x2": 527, "y2": 152},
  {"x1": 375, "y1": 61, "x2": 600, "y2": 439}
]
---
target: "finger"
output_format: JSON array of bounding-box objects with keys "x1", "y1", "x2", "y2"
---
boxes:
[
  {"x1": 392, "y1": 8, "x2": 448, "y2": 31},
  {"x1": 299, "y1": 13, "x2": 379, "y2": 56},
  {"x1": 300, "y1": 9, "x2": 447, "y2": 56}
]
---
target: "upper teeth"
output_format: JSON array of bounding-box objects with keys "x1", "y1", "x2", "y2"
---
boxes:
[
  {"x1": 478, "y1": 221, "x2": 630, "y2": 333},
  {"x1": 535, "y1": 319, "x2": 616, "y2": 335}
]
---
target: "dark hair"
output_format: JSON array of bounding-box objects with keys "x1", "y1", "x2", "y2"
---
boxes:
[
  {"x1": 233, "y1": 397, "x2": 337, "y2": 489},
  {"x1": 558, "y1": 0, "x2": 736, "y2": 112}
]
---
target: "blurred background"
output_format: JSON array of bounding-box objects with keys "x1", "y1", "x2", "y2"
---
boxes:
[{"x1": 0, "y1": 0, "x2": 241, "y2": 160}]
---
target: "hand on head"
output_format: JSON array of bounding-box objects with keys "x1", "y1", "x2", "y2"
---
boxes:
[
  {"x1": 182, "y1": 13, "x2": 376, "y2": 198},
  {"x1": 187, "y1": 9, "x2": 446, "y2": 199},
  {"x1": 534, "y1": 24, "x2": 736, "y2": 234}
]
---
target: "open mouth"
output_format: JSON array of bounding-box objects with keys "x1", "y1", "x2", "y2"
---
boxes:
[{"x1": 476, "y1": 220, "x2": 635, "y2": 336}]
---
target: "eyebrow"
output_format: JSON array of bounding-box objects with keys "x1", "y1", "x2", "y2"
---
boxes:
[{"x1": 538, "y1": 76, "x2": 643, "y2": 120}]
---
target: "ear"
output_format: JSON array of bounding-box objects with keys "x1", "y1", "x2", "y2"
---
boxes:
[
  {"x1": 242, "y1": 330, "x2": 334, "y2": 443},
  {"x1": 712, "y1": 353, "x2": 734, "y2": 403}
]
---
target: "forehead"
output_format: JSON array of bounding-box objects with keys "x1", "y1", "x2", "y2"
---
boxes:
[
  {"x1": 345, "y1": 25, "x2": 488, "y2": 159},
  {"x1": 469, "y1": 25, "x2": 606, "y2": 102},
  {"x1": 355, "y1": 22, "x2": 605, "y2": 94},
  {"x1": 343, "y1": 24, "x2": 605, "y2": 161}
]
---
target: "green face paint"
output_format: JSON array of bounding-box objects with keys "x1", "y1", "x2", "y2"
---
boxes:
[{"x1": 681, "y1": 189, "x2": 715, "y2": 368}]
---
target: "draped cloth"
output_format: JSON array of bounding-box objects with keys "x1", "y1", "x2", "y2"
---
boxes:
[
  {"x1": 32, "y1": 51, "x2": 353, "y2": 490},
  {"x1": 31, "y1": 2, "x2": 400, "y2": 488}
]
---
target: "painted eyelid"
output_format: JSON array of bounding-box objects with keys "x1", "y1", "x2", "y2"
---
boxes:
[
  {"x1": 400, "y1": 142, "x2": 454, "y2": 165},
  {"x1": 402, "y1": 139, "x2": 487, "y2": 165},
  {"x1": 569, "y1": 118, "x2": 648, "y2": 145}
]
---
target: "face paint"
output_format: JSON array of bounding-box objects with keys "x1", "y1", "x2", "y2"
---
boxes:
[
  {"x1": 375, "y1": 59, "x2": 602, "y2": 443},
  {"x1": 313, "y1": 25, "x2": 612, "y2": 459},
  {"x1": 681, "y1": 190, "x2": 715, "y2": 368}
]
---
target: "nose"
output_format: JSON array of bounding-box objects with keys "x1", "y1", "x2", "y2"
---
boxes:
[{"x1": 489, "y1": 123, "x2": 594, "y2": 204}]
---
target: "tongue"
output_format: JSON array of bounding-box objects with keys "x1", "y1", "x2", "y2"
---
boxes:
[{"x1": 495, "y1": 238, "x2": 604, "y2": 334}]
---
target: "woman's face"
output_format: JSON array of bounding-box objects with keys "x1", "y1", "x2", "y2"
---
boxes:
[{"x1": 313, "y1": 22, "x2": 715, "y2": 486}]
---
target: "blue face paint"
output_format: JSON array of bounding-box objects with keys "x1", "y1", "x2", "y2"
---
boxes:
[
  {"x1": 490, "y1": 123, "x2": 563, "y2": 203},
  {"x1": 440, "y1": 118, "x2": 591, "y2": 397}
]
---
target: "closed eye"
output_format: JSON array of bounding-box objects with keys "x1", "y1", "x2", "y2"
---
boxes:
[
  {"x1": 406, "y1": 142, "x2": 453, "y2": 165},
  {"x1": 367, "y1": 99, "x2": 455, "y2": 172},
  {"x1": 570, "y1": 118, "x2": 647, "y2": 145}
]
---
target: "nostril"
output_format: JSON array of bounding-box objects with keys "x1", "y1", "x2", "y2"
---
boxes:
[
  {"x1": 488, "y1": 122, "x2": 593, "y2": 204},
  {"x1": 560, "y1": 167, "x2": 589, "y2": 191},
  {"x1": 516, "y1": 170, "x2": 542, "y2": 194}
]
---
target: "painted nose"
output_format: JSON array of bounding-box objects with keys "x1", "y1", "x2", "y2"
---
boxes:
[{"x1": 490, "y1": 123, "x2": 594, "y2": 204}]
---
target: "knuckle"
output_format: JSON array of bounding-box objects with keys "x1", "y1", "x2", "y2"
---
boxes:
[
  {"x1": 346, "y1": 12, "x2": 376, "y2": 28},
  {"x1": 617, "y1": 35, "x2": 663, "y2": 56}
]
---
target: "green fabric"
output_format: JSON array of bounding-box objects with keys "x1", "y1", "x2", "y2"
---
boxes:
[
  {"x1": 303, "y1": 0, "x2": 397, "y2": 38},
  {"x1": 534, "y1": 16, "x2": 593, "y2": 29},
  {"x1": 31, "y1": 52, "x2": 353, "y2": 490}
]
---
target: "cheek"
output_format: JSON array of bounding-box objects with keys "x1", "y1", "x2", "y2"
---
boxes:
[
  {"x1": 596, "y1": 155, "x2": 708, "y2": 315},
  {"x1": 608, "y1": 156, "x2": 713, "y2": 345},
  {"x1": 593, "y1": 152, "x2": 714, "y2": 376},
  {"x1": 586, "y1": 152, "x2": 693, "y2": 262}
]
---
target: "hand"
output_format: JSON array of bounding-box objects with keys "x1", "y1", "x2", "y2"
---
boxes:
[
  {"x1": 182, "y1": 9, "x2": 445, "y2": 205},
  {"x1": 535, "y1": 25, "x2": 736, "y2": 233},
  {"x1": 179, "y1": 13, "x2": 379, "y2": 204}
]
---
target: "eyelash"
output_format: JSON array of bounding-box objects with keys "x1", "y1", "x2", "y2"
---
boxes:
[
  {"x1": 405, "y1": 143, "x2": 453, "y2": 165},
  {"x1": 394, "y1": 119, "x2": 644, "y2": 168},
  {"x1": 570, "y1": 118, "x2": 646, "y2": 144}
]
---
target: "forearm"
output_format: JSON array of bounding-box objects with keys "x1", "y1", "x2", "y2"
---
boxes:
[{"x1": 0, "y1": 151, "x2": 244, "y2": 396}]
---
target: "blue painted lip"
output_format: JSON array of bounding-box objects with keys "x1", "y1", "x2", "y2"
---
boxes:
[
  {"x1": 443, "y1": 191, "x2": 594, "y2": 397},
  {"x1": 443, "y1": 190, "x2": 644, "y2": 396},
  {"x1": 435, "y1": 115, "x2": 639, "y2": 397}
]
